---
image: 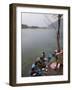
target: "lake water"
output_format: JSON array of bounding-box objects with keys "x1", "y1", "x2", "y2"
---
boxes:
[{"x1": 21, "y1": 28, "x2": 63, "y2": 77}]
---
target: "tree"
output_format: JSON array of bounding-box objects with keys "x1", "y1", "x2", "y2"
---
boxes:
[{"x1": 57, "y1": 14, "x2": 62, "y2": 52}]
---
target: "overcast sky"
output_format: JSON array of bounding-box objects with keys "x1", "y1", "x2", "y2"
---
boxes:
[{"x1": 21, "y1": 13, "x2": 59, "y2": 27}]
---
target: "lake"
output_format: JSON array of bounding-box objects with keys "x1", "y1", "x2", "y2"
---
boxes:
[{"x1": 21, "y1": 28, "x2": 63, "y2": 77}]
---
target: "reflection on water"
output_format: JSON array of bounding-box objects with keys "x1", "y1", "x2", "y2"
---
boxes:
[{"x1": 21, "y1": 28, "x2": 63, "y2": 77}]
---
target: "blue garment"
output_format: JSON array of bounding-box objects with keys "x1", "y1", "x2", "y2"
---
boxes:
[
  {"x1": 36, "y1": 68, "x2": 43, "y2": 76},
  {"x1": 48, "y1": 53, "x2": 52, "y2": 62},
  {"x1": 31, "y1": 64, "x2": 43, "y2": 76},
  {"x1": 32, "y1": 64, "x2": 35, "y2": 69}
]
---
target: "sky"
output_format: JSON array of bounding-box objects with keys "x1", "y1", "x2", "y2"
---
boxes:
[{"x1": 21, "y1": 13, "x2": 59, "y2": 27}]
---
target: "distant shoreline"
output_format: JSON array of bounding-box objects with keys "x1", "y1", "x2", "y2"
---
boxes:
[{"x1": 21, "y1": 24, "x2": 48, "y2": 29}]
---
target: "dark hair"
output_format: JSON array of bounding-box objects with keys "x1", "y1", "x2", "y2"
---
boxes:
[
  {"x1": 35, "y1": 60, "x2": 41, "y2": 65},
  {"x1": 32, "y1": 68, "x2": 35, "y2": 71},
  {"x1": 52, "y1": 53, "x2": 55, "y2": 56},
  {"x1": 40, "y1": 57, "x2": 43, "y2": 60},
  {"x1": 42, "y1": 52, "x2": 45, "y2": 57}
]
